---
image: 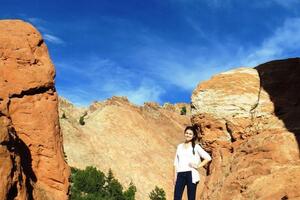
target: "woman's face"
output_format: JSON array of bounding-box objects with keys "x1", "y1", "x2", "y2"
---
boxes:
[{"x1": 184, "y1": 129, "x2": 194, "y2": 142}]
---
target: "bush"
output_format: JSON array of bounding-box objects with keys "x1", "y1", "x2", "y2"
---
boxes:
[
  {"x1": 180, "y1": 106, "x2": 187, "y2": 115},
  {"x1": 70, "y1": 166, "x2": 136, "y2": 200},
  {"x1": 79, "y1": 116, "x2": 85, "y2": 125},
  {"x1": 149, "y1": 186, "x2": 166, "y2": 200},
  {"x1": 61, "y1": 112, "x2": 67, "y2": 119},
  {"x1": 63, "y1": 150, "x2": 68, "y2": 162}
]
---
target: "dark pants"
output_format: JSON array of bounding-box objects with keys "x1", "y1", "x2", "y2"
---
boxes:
[{"x1": 174, "y1": 171, "x2": 198, "y2": 200}]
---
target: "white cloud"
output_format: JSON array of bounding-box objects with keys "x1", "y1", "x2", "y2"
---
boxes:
[
  {"x1": 132, "y1": 16, "x2": 300, "y2": 94},
  {"x1": 243, "y1": 17, "x2": 300, "y2": 66},
  {"x1": 133, "y1": 36, "x2": 232, "y2": 91},
  {"x1": 117, "y1": 80, "x2": 165, "y2": 105},
  {"x1": 58, "y1": 87, "x2": 91, "y2": 107},
  {"x1": 44, "y1": 34, "x2": 65, "y2": 44},
  {"x1": 55, "y1": 56, "x2": 164, "y2": 106},
  {"x1": 25, "y1": 17, "x2": 65, "y2": 45},
  {"x1": 56, "y1": 16, "x2": 300, "y2": 106},
  {"x1": 150, "y1": 58, "x2": 221, "y2": 90}
]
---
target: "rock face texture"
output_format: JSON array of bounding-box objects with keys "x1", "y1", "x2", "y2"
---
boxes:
[
  {"x1": 162, "y1": 102, "x2": 191, "y2": 116},
  {"x1": 0, "y1": 20, "x2": 70, "y2": 200},
  {"x1": 191, "y1": 58, "x2": 300, "y2": 200},
  {"x1": 59, "y1": 96, "x2": 191, "y2": 200}
]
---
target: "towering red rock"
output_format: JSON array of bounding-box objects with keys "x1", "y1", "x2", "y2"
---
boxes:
[
  {"x1": 0, "y1": 20, "x2": 70, "y2": 200},
  {"x1": 191, "y1": 58, "x2": 300, "y2": 200}
]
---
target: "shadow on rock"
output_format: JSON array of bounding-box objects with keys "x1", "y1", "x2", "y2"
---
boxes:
[
  {"x1": 7, "y1": 127, "x2": 37, "y2": 200},
  {"x1": 255, "y1": 57, "x2": 300, "y2": 152}
]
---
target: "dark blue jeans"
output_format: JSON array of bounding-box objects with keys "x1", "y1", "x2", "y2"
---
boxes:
[{"x1": 174, "y1": 171, "x2": 198, "y2": 200}]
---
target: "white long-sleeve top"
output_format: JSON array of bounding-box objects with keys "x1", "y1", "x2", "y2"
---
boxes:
[{"x1": 174, "y1": 143, "x2": 212, "y2": 183}]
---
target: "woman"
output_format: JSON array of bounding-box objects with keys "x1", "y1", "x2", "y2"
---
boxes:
[{"x1": 173, "y1": 125, "x2": 212, "y2": 200}]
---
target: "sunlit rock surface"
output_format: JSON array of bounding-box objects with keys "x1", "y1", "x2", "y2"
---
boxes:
[
  {"x1": 191, "y1": 58, "x2": 300, "y2": 200},
  {"x1": 0, "y1": 20, "x2": 70, "y2": 200}
]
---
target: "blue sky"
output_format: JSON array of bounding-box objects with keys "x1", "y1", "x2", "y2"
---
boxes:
[{"x1": 1, "y1": 0, "x2": 300, "y2": 106}]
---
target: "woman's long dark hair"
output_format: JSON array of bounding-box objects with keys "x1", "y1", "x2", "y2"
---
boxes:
[{"x1": 184, "y1": 125, "x2": 199, "y2": 155}]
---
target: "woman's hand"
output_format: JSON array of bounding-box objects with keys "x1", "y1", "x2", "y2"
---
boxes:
[
  {"x1": 188, "y1": 162, "x2": 199, "y2": 169},
  {"x1": 190, "y1": 159, "x2": 211, "y2": 169}
]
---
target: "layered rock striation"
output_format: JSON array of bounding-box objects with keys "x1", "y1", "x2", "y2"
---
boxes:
[
  {"x1": 0, "y1": 20, "x2": 69, "y2": 200},
  {"x1": 59, "y1": 96, "x2": 191, "y2": 200},
  {"x1": 191, "y1": 58, "x2": 300, "y2": 200}
]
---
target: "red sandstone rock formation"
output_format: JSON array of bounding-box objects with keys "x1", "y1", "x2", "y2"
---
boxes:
[
  {"x1": 0, "y1": 20, "x2": 70, "y2": 200},
  {"x1": 59, "y1": 96, "x2": 190, "y2": 200},
  {"x1": 191, "y1": 58, "x2": 300, "y2": 200}
]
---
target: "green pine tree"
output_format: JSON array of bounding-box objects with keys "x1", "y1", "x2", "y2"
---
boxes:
[
  {"x1": 73, "y1": 166, "x2": 105, "y2": 194},
  {"x1": 107, "y1": 169, "x2": 114, "y2": 184},
  {"x1": 180, "y1": 106, "x2": 187, "y2": 115},
  {"x1": 124, "y1": 182, "x2": 137, "y2": 200},
  {"x1": 149, "y1": 186, "x2": 166, "y2": 200},
  {"x1": 70, "y1": 166, "x2": 137, "y2": 200},
  {"x1": 79, "y1": 115, "x2": 85, "y2": 125},
  {"x1": 61, "y1": 112, "x2": 67, "y2": 119}
]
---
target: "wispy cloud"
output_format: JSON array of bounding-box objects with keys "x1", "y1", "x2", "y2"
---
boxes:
[
  {"x1": 266, "y1": 0, "x2": 300, "y2": 8},
  {"x1": 55, "y1": 56, "x2": 165, "y2": 106},
  {"x1": 58, "y1": 87, "x2": 92, "y2": 107},
  {"x1": 144, "y1": 53, "x2": 223, "y2": 90},
  {"x1": 185, "y1": 17, "x2": 207, "y2": 39},
  {"x1": 113, "y1": 79, "x2": 165, "y2": 105},
  {"x1": 132, "y1": 16, "x2": 300, "y2": 93},
  {"x1": 44, "y1": 34, "x2": 65, "y2": 44},
  {"x1": 3, "y1": 0, "x2": 300, "y2": 106},
  {"x1": 133, "y1": 33, "x2": 234, "y2": 91},
  {"x1": 243, "y1": 17, "x2": 300, "y2": 66},
  {"x1": 59, "y1": 16, "x2": 300, "y2": 106},
  {"x1": 26, "y1": 17, "x2": 65, "y2": 45}
]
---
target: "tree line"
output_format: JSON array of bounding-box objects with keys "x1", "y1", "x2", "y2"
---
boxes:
[{"x1": 70, "y1": 166, "x2": 166, "y2": 200}]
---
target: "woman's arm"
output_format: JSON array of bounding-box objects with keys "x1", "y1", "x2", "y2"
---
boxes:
[
  {"x1": 189, "y1": 158, "x2": 211, "y2": 169},
  {"x1": 189, "y1": 144, "x2": 212, "y2": 169},
  {"x1": 197, "y1": 159, "x2": 211, "y2": 168}
]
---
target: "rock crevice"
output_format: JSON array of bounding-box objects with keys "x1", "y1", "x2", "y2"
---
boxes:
[{"x1": 9, "y1": 86, "x2": 54, "y2": 99}]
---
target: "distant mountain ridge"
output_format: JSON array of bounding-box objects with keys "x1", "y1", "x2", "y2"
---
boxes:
[{"x1": 59, "y1": 96, "x2": 191, "y2": 200}]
